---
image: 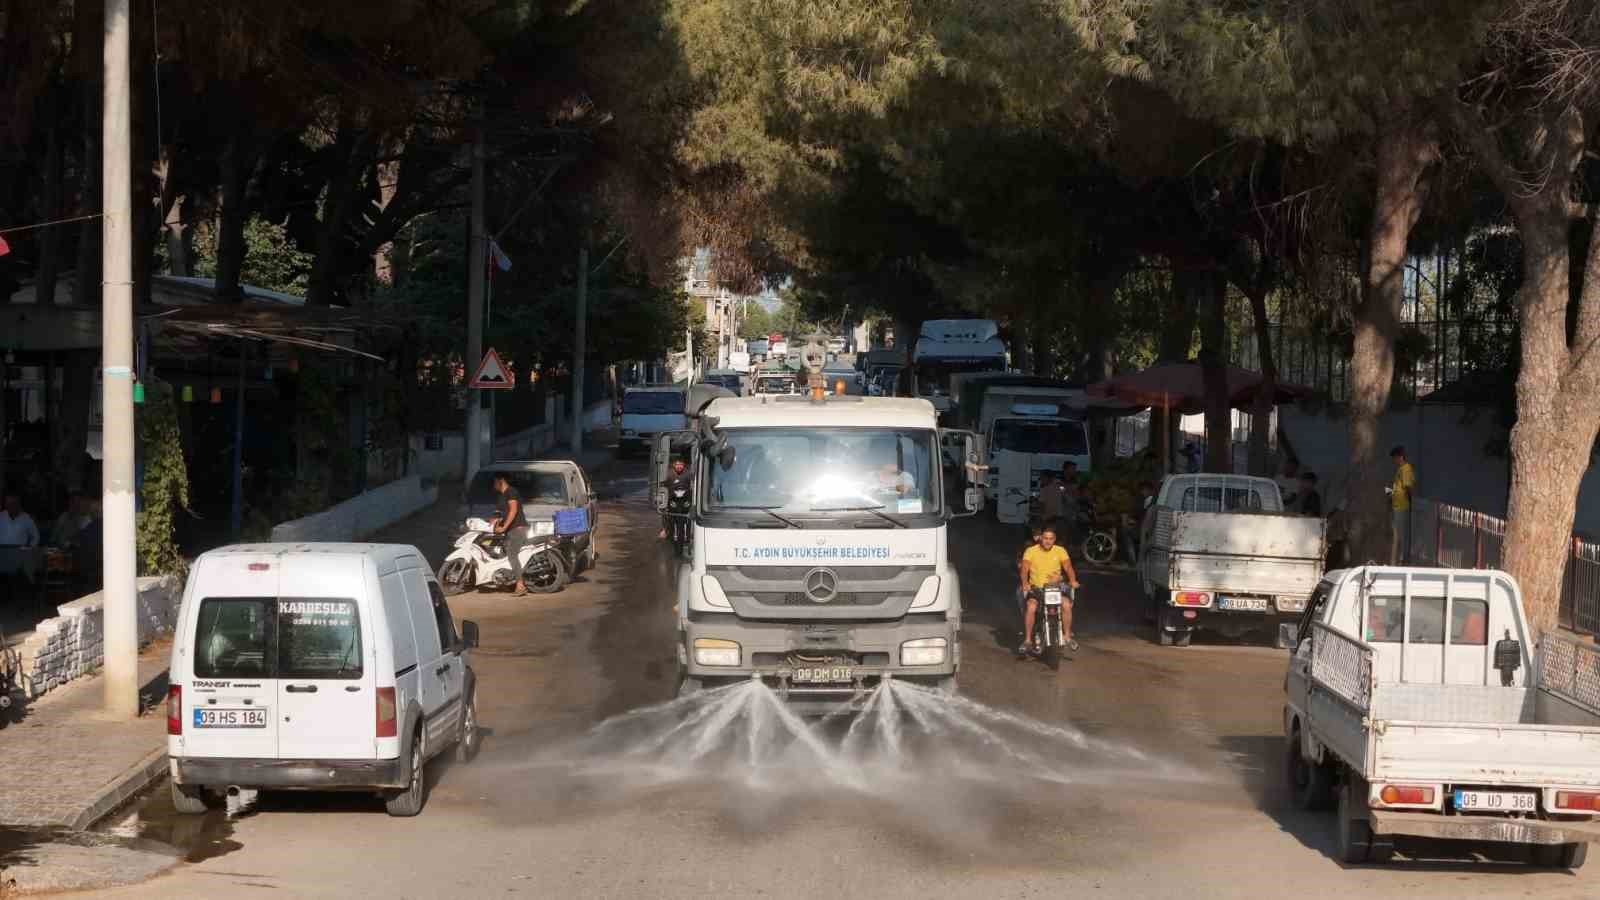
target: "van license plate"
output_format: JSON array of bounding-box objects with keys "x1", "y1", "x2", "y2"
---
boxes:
[
  {"x1": 1218, "y1": 597, "x2": 1270, "y2": 612},
  {"x1": 1454, "y1": 790, "x2": 1536, "y2": 812},
  {"x1": 194, "y1": 708, "x2": 268, "y2": 728},
  {"x1": 792, "y1": 667, "x2": 853, "y2": 684}
]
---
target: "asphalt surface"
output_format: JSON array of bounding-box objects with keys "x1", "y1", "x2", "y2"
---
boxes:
[{"x1": 63, "y1": 452, "x2": 1600, "y2": 898}]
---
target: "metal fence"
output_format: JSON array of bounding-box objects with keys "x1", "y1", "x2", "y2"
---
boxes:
[{"x1": 1407, "y1": 498, "x2": 1600, "y2": 636}]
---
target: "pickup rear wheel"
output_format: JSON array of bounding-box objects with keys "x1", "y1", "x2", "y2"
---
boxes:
[
  {"x1": 1336, "y1": 776, "x2": 1374, "y2": 864},
  {"x1": 1285, "y1": 730, "x2": 1334, "y2": 811}
]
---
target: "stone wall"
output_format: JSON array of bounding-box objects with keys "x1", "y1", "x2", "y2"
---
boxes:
[
  {"x1": 14, "y1": 575, "x2": 179, "y2": 699},
  {"x1": 270, "y1": 475, "x2": 440, "y2": 543}
]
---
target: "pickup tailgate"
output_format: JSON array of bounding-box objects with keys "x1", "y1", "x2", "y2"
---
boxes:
[
  {"x1": 1167, "y1": 510, "x2": 1325, "y2": 596},
  {"x1": 1373, "y1": 721, "x2": 1600, "y2": 787}
]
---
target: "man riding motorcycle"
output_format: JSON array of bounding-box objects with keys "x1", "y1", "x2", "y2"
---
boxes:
[
  {"x1": 658, "y1": 456, "x2": 692, "y2": 540},
  {"x1": 1018, "y1": 526, "x2": 1081, "y2": 654}
]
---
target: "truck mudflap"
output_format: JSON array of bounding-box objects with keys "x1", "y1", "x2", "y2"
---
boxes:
[{"x1": 1369, "y1": 809, "x2": 1600, "y2": 845}]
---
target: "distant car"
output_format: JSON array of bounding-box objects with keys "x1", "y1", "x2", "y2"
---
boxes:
[
  {"x1": 700, "y1": 369, "x2": 743, "y2": 394},
  {"x1": 820, "y1": 364, "x2": 863, "y2": 395},
  {"x1": 458, "y1": 460, "x2": 598, "y2": 573},
  {"x1": 618, "y1": 386, "x2": 687, "y2": 456}
]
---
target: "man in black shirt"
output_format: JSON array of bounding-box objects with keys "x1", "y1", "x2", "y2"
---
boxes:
[
  {"x1": 492, "y1": 474, "x2": 530, "y2": 595},
  {"x1": 1297, "y1": 471, "x2": 1323, "y2": 517}
]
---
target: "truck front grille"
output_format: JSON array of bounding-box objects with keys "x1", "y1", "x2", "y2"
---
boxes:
[{"x1": 747, "y1": 591, "x2": 895, "y2": 607}]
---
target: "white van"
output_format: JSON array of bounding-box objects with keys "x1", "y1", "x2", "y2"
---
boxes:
[
  {"x1": 166, "y1": 543, "x2": 481, "y2": 817},
  {"x1": 618, "y1": 386, "x2": 688, "y2": 456}
]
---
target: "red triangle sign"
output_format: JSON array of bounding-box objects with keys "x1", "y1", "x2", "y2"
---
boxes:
[{"x1": 469, "y1": 348, "x2": 514, "y2": 389}]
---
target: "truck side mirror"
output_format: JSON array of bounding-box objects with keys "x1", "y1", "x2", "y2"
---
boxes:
[{"x1": 1278, "y1": 622, "x2": 1299, "y2": 651}]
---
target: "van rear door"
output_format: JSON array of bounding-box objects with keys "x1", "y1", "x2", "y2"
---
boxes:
[
  {"x1": 181, "y1": 554, "x2": 280, "y2": 760},
  {"x1": 274, "y1": 554, "x2": 377, "y2": 760}
]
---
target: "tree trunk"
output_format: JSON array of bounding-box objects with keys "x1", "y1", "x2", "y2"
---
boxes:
[
  {"x1": 214, "y1": 133, "x2": 252, "y2": 303},
  {"x1": 307, "y1": 122, "x2": 373, "y2": 306},
  {"x1": 34, "y1": 115, "x2": 63, "y2": 305},
  {"x1": 1246, "y1": 286, "x2": 1277, "y2": 476},
  {"x1": 1501, "y1": 218, "x2": 1600, "y2": 635},
  {"x1": 54, "y1": 349, "x2": 95, "y2": 493},
  {"x1": 1199, "y1": 271, "x2": 1231, "y2": 473},
  {"x1": 1347, "y1": 120, "x2": 1436, "y2": 564}
]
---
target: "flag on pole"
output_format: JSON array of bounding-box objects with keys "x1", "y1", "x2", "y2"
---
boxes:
[{"x1": 488, "y1": 238, "x2": 512, "y2": 272}]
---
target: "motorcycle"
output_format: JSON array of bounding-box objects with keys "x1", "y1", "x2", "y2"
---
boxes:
[
  {"x1": 1022, "y1": 582, "x2": 1075, "y2": 671},
  {"x1": 437, "y1": 517, "x2": 570, "y2": 596},
  {"x1": 0, "y1": 626, "x2": 22, "y2": 728},
  {"x1": 666, "y1": 481, "x2": 693, "y2": 559}
]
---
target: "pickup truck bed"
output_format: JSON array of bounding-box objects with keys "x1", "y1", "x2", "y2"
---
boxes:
[{"x1": 1149, "y1": 508, "x2": 1326, "y2": 597}]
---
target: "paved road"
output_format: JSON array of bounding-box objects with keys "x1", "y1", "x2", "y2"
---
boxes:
[{"x1": 81, "y1": 454, "x2": 1598, "y2": 899}]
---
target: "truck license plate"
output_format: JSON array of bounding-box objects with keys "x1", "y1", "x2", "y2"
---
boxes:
[
  {"x1": 792, "y1": 666, "x2": 853, "y2": 684},
  {"x1": 1454, "y1": 790, "x2": 1536, "y2": 812},
  {"x1": 1218, "y1": 596, "x2": 1270, "y2": 612},
  {"x1": 194, "y1": 708, "x2": 268, "y2": 728}
]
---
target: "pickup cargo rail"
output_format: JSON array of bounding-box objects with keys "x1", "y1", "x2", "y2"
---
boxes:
[
  {"x1": 1310, "y1": 621, "x2": 1374, "y2": 712},
  {"x1": 1540, "y1": 629, "x2": 1600, "y2": 716}
]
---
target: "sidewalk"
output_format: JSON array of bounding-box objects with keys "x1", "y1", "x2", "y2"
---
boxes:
[{"x1": 0, "y1": 642, "x2": 171, "y2": 830}]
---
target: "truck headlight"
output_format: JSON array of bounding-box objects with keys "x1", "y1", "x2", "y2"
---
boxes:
[
  {"x1": 693, "y1": 638, "x2": 740, "y2": 667},
  {"x1": 1276, "y1": 595, "x2": 1308, "y2": 613},
  {"x1": 700, "y1": 576, "x2": 731, "y2": 609},
  {"x1": 900, "y1": 638, "x2": 947, "y2": 666},
  {"x1": 909, "y1": 576, "x2": 941, "y2": 609}
]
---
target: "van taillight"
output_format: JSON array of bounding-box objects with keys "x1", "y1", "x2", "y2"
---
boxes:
[
  {"x1": 1555, "y1": 791, "x2": 1599, "y2": 812},
  {"x1": 376, "y1": 687, "x2": 397, "y2": 738},
  {"x1": 167, "y1": 685, "x2": 182, "y2": 735}
]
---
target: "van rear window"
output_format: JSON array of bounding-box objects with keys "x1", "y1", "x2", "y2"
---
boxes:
[{"x1": 193, "y1": 597, "x2": 362, "y2": 680}]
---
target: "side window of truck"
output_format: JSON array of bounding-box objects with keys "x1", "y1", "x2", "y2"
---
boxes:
[{"x1": 1295, "y1": 582, "x2": 1332, "y2": 648}]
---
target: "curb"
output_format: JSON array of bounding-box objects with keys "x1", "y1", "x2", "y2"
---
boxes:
[{"x1": 67, "y1": 746, "x2": 168, "y2": 831}]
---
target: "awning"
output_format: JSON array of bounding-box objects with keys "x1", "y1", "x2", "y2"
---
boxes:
[{"x1": 1086, "y1": 361, "x2": 1310, "y2": 414}]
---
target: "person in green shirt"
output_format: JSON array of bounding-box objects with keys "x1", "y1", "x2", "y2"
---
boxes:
[{"x1": 1388, "y1": 445, "x2": 1416, "y2": 563}]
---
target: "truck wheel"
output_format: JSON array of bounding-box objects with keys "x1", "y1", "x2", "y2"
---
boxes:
[
  {"x1": 1337, "y1": 777, "x2": 1373, "y2": 864},
  {"x1": 1173, "y1": 630, "x2": 1192, "y2": 647},
  {"x1": 170, "y1": 781, "x2": 210, "y2": 815},
  {"x1": 1285, "y1": 730, "x2": 1334, "y2": 811},
  {"x1": 1157, "y1": 626, "x2": 1175, "y2": 646}
]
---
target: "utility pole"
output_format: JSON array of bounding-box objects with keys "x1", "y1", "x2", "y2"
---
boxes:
[
  {"x1": 102, "y1": 0, "x2": 137, "y2": 719},
  {"x1": 464, "y1": 129, "x2": 486, "y2": 482},
  {"x1": 570, "y1": 244, "x2": 587, "y2": 455}
]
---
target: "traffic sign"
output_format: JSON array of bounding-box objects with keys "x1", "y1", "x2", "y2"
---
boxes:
[{"x1": 469, "y1": 348, "x2": 514, "y2": 389}]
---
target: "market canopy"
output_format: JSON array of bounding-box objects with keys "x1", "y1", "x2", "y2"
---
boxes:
[{"x1": 1086, "y1": 362, "x2": 1310, "y2": 415}]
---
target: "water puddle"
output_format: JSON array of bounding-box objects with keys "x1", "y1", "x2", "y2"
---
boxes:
[
  {"x1": 93, "y1": 784, "x2": 242, "y2": 863},
  {"x1": 505, "y1": 679, "x2": 1207, "y2": 841}
]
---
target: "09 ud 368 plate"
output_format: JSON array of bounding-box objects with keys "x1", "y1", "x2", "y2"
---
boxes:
[
  {"x1": 194, "y1": 708, "x2": 269, "y2": 728},
  {"x1": 1454, "y1": 790, "x2": 1536, "y2": 812},
  {"x1": 792, "y1": 667, "x2": 853, "y2": 684}
]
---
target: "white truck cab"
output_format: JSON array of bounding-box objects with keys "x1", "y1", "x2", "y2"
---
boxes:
[
  {"x1": 167, "y1": 543, "x2": 481, "y2": 817},
  {"x1": 1283, "y1": 566, "x2": 1600, "y2": 867},
  {"x1": 656, "y1": 394, "x2": 985, "y2": 712}
]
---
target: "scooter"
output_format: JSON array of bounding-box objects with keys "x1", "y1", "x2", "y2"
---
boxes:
[
  {"x1": 666, "y1": 481, "x2": 693, "y2": 559},
  {"x1": 1022, "y1": 582, "x2": 1075, "y2": 671},
  {"x1": 437, "y1": 518, "x2": 569, "y2": 596}
]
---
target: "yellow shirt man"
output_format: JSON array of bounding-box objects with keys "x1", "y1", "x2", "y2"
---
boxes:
[
  {"x1": 1022, "y1": 543, "x2": 1073, "y2": 588},
  {"x1": 1391, "y1": 459, "x2": 1415, "y2": 511}
]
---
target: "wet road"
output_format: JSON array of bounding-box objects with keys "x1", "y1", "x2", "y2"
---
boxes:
[{"x1": 78, "y1": 453, "x2": 1599, "y2": 898}]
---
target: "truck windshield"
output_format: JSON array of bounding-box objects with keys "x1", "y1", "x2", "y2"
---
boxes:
[
  {"x1": 623, "y1": 391, "x2": 685, "y2": 414},
  {"x1": 992, "y1": 418, "x2": 1088, "y2": 455},
  {"x1": 916, "y1": 360, "x2": 1003, "y2": 398},
  {"x1": 707, "y1": 428, "x2": 941, "y2": 516},
  {"x1": 466, "y1": 470, "x2": 568, "y2": 505}
]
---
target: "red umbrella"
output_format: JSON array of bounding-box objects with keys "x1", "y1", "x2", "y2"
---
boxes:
[{"x1": 1087, "y1": 362, "x2": 1309, "y2": 472}]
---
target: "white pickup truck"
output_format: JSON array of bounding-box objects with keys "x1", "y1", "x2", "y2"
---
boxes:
[
  {"x1": 1282, "y1": 566, "x2": 1600, "y2": 868},
  {"x1": 1139, "y1": 474, "x2": 1326, "y2": 646}
]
